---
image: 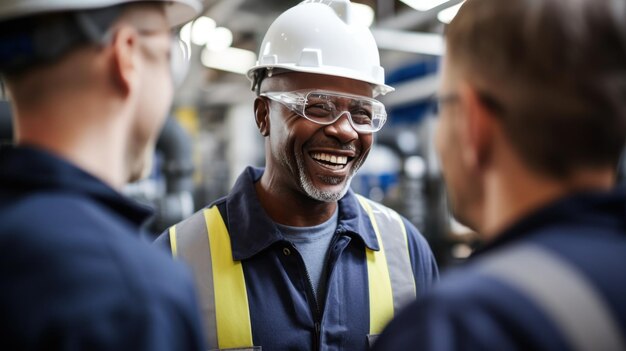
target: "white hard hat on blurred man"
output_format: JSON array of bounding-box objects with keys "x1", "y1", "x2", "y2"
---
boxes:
[
  {"x1": 0, "y1": 0, "x2": 200, "y2": 26},
  {"x1": 0, "y1": 0, "x2": 201, "y2": 77}
]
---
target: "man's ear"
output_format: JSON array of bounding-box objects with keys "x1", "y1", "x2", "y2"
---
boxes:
[
  {"x1": 459, "y1": 82, "x2": 496, "y2": 170},
  {"x1": 109, "y1": 25, "x2": 139, "y2": 97},
  {"x1": 254, "y1": 97, "x2": 270, "y2": 136}
]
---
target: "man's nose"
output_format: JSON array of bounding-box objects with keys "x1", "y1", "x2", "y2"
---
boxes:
[{"x1": 323, "y1": 112, "x2": 359, "y2": 143}]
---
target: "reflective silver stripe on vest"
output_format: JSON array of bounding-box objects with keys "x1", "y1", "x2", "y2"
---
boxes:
[
  {"x1": 362, "y1": 197, "x2": 417, "y2": 313},
  {"x1": 478, "y1": 244, "x2": 626, "y2": 351},
  {"x1": 172, "y1": 211, "x2": 219, "y2": 350}
]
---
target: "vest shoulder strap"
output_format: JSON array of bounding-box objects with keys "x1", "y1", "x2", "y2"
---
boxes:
[
  {"x1": 169, "y1": 206, "x2": 253, "y2": 350},
  {"x1": 477, "y1": 244, "x2": 626, "y2": 351},
  {"x1": 356, "y1": 194, "x2": 417, "y2": 334}
]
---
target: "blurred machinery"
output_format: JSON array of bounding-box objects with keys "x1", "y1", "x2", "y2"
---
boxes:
[{"x1": 124, "y1": 117, "x2": 197, "y2": 234}]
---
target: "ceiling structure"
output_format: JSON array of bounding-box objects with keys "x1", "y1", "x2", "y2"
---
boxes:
[{"x1": 178, "y1": 0, "x2": 463, "y2": 108}]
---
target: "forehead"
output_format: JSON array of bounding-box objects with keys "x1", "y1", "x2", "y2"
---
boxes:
[{"x1": 262, "y1": 72, "x2": 374, "y2": 98}]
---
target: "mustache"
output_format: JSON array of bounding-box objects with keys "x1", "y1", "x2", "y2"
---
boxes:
[{"x1": 306, "y1": 140, "x2": 358, "y2": 153}]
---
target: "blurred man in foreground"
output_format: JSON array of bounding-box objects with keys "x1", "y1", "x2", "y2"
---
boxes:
[
  {"x1": 374, "y1": 0, "x2": 626, "y2": 349},
  {"x1": 0, "y1": 0, "x2": 206, "y2": 349}
]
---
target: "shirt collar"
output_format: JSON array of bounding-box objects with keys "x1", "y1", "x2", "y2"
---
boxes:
[
  {"x1": 472, "y1": 187, "x2": 626, "y2": 258},
  {"x1": 226, "y1": 166, "x2": 380, "y2": 260},
  {"x1": 0, "y1": 145, "x2": 153, "y2": 227}
]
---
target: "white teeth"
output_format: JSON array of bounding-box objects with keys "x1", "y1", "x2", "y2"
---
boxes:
[{"x1": 311, "y1": 152, "x2": 349, "y2": 165}]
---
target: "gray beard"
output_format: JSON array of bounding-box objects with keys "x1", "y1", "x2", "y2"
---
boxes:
[{"x1": 286, "y1": 149, "x2": 364, "y2": 203}]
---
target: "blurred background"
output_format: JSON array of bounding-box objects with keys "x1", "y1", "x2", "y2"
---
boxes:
[{"x1": 0, "y1": 0, "x2": 484, "y2": 269}]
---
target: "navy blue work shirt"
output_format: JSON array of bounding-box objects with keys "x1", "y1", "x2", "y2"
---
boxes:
[
  {"x1": 373, "y1": 188, "x2": 626, "y2": 351},
  {"x1": 0, "y1": 146, "x2": 205, "y2": 350},
  {"x1": 156, "y1": 166, "x2": 439, "y2": 351}
]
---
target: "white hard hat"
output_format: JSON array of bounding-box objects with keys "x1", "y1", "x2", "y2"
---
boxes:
[
  {"x1": 247, "y1": 0, "x2": 394, "y2": 97},
  {"x1": 0, "y1": 0, "x2": 202, "y2": 27}
]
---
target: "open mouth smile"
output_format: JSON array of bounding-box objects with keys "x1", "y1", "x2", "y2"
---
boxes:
[{"x1": 310, "y1": 152, "x2": 354, "y2": 171}]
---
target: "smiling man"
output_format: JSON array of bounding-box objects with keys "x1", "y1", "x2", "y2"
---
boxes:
[{"x1": 156, "y1": 1, "x2": 438, "y2": 350}]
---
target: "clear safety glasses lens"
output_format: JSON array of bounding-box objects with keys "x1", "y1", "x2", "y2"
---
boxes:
[
  {"x1": 136, "y1": 30, "x2": 190, "y2": 88},
  {"x1": 263, "y1": 90, "x2": 387, "y2": 133},
  {"x1": 170, "y1": 37, "x2": 190, "y2": 88}
]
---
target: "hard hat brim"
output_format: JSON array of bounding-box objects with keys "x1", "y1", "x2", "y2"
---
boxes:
[
  {"x1": 0, "y1": 0, "x2": 202, "y2": 27},
  {"x1": 247, "y1": 64, "x2": 395, "y2": 97}
]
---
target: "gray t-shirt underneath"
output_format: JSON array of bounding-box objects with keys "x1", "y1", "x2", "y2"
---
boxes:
[{"x1": 277, "y1": 209, "x2": 338, "y2": 300}]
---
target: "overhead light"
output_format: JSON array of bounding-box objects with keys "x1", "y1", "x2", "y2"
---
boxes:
[
  {"x1": 437, "y1": 1, "x2": 465, "y2": 24},
  {"x1": 201, "y1": 47, "x2": 257, "y2": 75},
  {"x1": 205, "y1": 27, "x2": 233, "y2": 52},
  {"x1": 191, "y1": 16, "x2": 216, "y2": 46},
  {"x1": 351, "y1": 3, "x2": 375, "y2": 27},
  {"x1": 400, "y1": 0, "x2": 451, "y2": 11},
  {"x1": 405, "y1": 156, "x2": 426, "y2": 178}
]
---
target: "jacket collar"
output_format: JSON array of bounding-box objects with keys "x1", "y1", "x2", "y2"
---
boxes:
[
  {"x1": 0, "y1": 145, "x2": 153, "y2": 227},
  {"x1": 226, "y1": 167, "x2": 380, "y2": 260},
  {"x1": 473, "y1": 186, "x2": 626, "y2": 258}
]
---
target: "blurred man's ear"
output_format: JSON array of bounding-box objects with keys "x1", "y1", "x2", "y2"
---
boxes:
[
  {"x1": 460, "y1": 82, "x2": 497, "y2": 171},
  {"x1": 110, "y1": 25, "x2": 140, "y2": 97},
  {"x1": 254, "y1": 97, "x2": 270, "y2": 137}
]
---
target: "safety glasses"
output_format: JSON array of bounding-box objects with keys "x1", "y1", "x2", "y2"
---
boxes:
[
  {"x1": 169, "y1": 36, "x2": 190, "y2": 87},
  {"x1": 136, "y1": 30, "x2": 190, "y2": 88},
  {"x1": 260, "y1": 90, "x2": 388, "y2": 134}
]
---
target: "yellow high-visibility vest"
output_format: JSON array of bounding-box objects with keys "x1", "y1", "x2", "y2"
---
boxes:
[{"x1": 169, "y1": 195, "x2": 415, "y2": 350}]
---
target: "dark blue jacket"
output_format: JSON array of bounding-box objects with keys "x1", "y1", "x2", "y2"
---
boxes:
[
  {"x1": 373, "y1": 189, "x2": 626, "y2": 351},
  {"x1": 0, "y1": 146, "x2": 205, "y2": 350},
  {"x1": 156, "y1": 166, "x2": 439, "y2": 351}
]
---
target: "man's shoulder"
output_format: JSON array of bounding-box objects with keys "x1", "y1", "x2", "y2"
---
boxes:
[
  {"x1": 0, "y1": 192, "x2": 201, "y2": 349},
  {"x1": 0, "y1": 191, "x2": 123, "y2": 245},
  {"x1": 343, "y1": 192, "x2": 429, "y2": 247},
  {"x1": 374, "y1": 260, "x2": 561, "y2": 351},
  {"x1": 157, "y1": 195, "x2": 228, "y2": 237},
  {"x1": 346, "y1": 194, "x2": 400, "y2": 225},
  {"x1": 354, "y1": 195, "x2": 426, "y2": 241},
  {"x1": 0, "y1": 190, "x2": 195, "y2": 303},
  {"x1": 350, "y1": 193, "x2": 398, "y2": 213}
]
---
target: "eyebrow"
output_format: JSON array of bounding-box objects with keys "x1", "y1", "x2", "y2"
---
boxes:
[{"x1": 349, "y1": 99, "x2": 368, "y2": 108}]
